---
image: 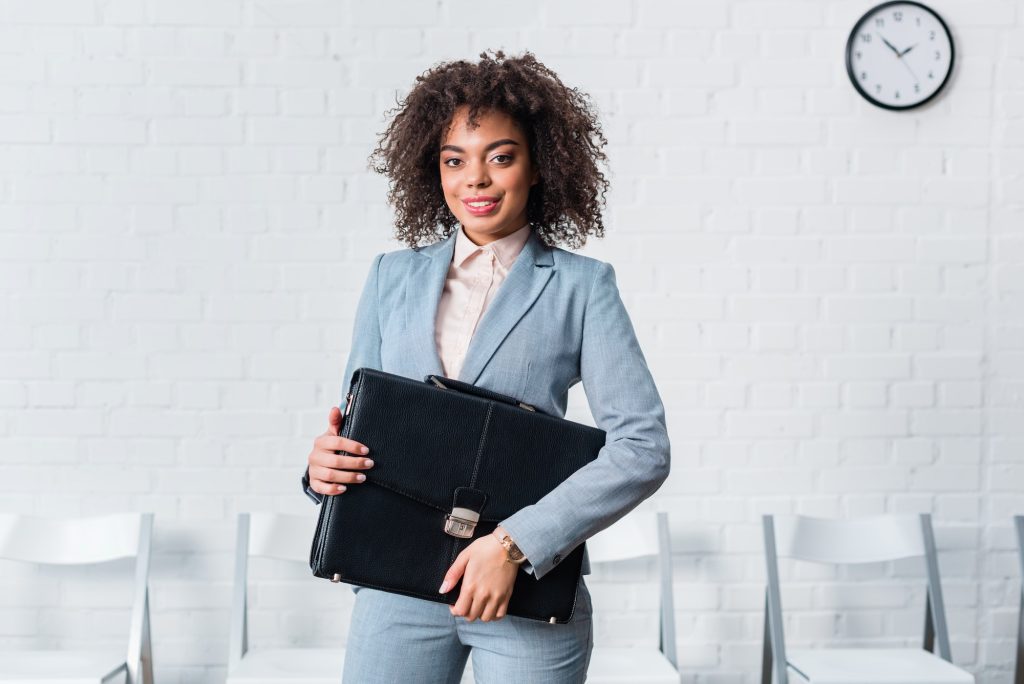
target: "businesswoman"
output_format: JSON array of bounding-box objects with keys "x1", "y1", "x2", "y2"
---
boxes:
[{"x1": 303, "y1": 50, "x2": 670, "y2": 683}]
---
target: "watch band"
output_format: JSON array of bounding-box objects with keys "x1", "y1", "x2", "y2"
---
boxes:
[{"x1": 493, "y1": 531, "x2": 527, "y2": 564}]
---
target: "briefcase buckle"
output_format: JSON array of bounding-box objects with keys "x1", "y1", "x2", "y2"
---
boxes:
[{"x1": 444, "y1": 507, "x2": 481, "y2": 538}]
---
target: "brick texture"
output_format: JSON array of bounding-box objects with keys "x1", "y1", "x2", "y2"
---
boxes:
[{"x1": 0, "y1": 1, "x2": 1021, "y2": 682}]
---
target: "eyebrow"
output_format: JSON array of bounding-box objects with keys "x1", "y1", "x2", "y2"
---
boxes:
[{"x1": 440, "y1": 139, "x2": 520, "y2": 153}]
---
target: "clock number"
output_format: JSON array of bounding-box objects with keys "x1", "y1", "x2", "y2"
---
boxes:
[
  {"x1": 875, "y1": 84, "x2": 882, "y2": 94},
  {"x1": 935, "y1": 50, "x2": 941, "y2": 60},
  {"x1": 875, "y1": 17, "x2": 885, "y2": 27},
  {"x1": 860, "y1": 33, "x2": 872, "y2": 43},
  {"x1": 914, "y1": 83, "x2": 920, "y2": 93},
  {"x1": 861, "y1": 71, "x2": 867, "y2": 80},
  {"x1": 893, "y1": 10, "x2": 903, "y2": 21},
  {"x1": 928, "y1": 71, "x2": 934, "y2": 79},
  {"x1": 930, "y1": 30, "x2": 936, "y2": 40},
  {"x1": 855, "y1": 50, "x2": 862, "y2": 59},
  {"x1": 916, "y1": 16, "x2": 921, "y2": 26},
  {"x1": 894, "y1": 90, "x2": 900, "y2": 99}
]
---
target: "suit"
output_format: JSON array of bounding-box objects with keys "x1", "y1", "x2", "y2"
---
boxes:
[{"x1": 305, "y1": 227, "x2": 670, "y2": 581}]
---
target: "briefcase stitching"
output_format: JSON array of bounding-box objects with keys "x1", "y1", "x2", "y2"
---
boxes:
[
  {"x1": 447, "y1": 533, "x2": 461, "y2": 568},
  {"x1": 468, "y1": 401, "x2": 493, "y2": 489}
]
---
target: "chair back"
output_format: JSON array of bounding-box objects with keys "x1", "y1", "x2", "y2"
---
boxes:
[
  {"x1": 761, "y1": 513, "x2": 951, "y2": 684},
  {"x1": 771, "y1": 513, "x2": 926, "y2": 564},
  {"x1": 248, "y1": 512, "x2": 318, "y2": 562},
  {"x1": 587, "y1": 511, "x2": 664, "y2": 564},
  {"x1": 0, "y1": 513, "x2": 146, "y2": 565},
  {"x1": 587, "y1": 511, "x2": 677, "y2": 670},
  {"x1": 0, "y1": 513, "x2": 154, "y2": 684},
  {"x1": 230, "y1": 512, "x2": 319, "y2": 669}
]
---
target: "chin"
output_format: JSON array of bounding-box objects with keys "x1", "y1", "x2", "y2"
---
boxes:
[{"x1": 463, "y1": 216, "x2": 503, "y2": 229}]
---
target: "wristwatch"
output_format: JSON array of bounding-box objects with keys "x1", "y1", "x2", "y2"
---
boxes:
[{"x1": 493, "y1": 530, "x2": 527, "y2": 565}]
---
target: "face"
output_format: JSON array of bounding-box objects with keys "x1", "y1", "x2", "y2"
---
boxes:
[{"x1": 439, "y1": 106, "x2": 539, "y2": 246}]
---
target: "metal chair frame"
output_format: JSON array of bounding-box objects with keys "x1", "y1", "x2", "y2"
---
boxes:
[
  {"x1": 1014, "y1": 515, "x2": 1024, "y2": 684},
  {"x1": 761, "y1": 513, "x2": 953, "y2": 684}
]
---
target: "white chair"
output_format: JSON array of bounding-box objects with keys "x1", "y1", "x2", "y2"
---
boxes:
[
  {"x1": 460, "y1": 512, "x2": 678, "y2": 683},
  {"x1": 227, "y1": 512, "x2": 345, "y2": 684},
  {"x1": 761, "y1": 513, "x2": 973, "y2": 684},
  {"x1": 584, "y1": 511, "x2": 679, "y2": 683},
  {"x1": 0, "y1": 513, "x2": 154, "y2": 684},
  {"x1": 1014, "y1": 515, "x2": 1024, "y2": 684}
]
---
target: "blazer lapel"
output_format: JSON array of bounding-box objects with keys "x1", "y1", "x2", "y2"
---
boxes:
[
  {"x1": 457, "y1": 229, "x2": 555, "y2": 386},
  {"x1": 405, "y1": 233, "x2": 456, "y2": 378}
]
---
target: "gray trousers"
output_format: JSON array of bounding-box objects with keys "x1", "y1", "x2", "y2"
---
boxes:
[{"x1": 342, "y1": 579, "x2": 594, "y2": 683}]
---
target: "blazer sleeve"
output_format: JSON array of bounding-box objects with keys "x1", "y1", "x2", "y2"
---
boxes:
[
  {"x1": 498, "y1": 261, "x2": 671, "y2": 579},
  {"x1": 302, "y1": 252, "x2": 386, "y2": 504}
]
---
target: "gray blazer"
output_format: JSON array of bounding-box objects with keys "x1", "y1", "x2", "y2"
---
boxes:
[{"x1": 308, "y1": 227, "x2": 670, "y2": 580}]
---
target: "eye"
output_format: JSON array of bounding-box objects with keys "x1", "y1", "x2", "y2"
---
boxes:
[
  {"x1": 443, "y1": 158, "x2": 462, "y2": 167},
  {"x1": 492, "y1": 154, "x2": 512, "y2": 163}
]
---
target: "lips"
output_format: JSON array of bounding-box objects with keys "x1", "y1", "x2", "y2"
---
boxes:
[{"x1": 462, "y1": 196, "x2": 502, "y2": 216}]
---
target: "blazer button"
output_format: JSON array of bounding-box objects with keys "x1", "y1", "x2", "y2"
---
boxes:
[{"x1": 553, "y1": 554, "x2": 562, "y2": 565}]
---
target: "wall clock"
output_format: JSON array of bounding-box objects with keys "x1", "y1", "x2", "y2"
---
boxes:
[{"x1": 845, "y1": 1, "x2": 954, "y2": 110}]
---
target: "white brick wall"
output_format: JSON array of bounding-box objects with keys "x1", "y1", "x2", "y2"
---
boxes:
[{"x1": 0, "y1": 0, "x2": 1022, "y2": 681}]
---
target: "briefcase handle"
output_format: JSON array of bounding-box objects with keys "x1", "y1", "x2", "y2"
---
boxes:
[{"x1": 424, "y1": 374, "x2": 539, "y2": 413}]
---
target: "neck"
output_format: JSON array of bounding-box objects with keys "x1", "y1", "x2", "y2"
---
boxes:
[{"x1": 462, "y1": 220, "x2": 528, "y2": 246}]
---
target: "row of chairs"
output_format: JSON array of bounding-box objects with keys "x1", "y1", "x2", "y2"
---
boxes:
[{"x1": 1, "y1": 512, "x2": 1022, "y2": 683}]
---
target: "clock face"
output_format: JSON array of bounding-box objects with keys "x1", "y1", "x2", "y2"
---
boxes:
[{"x1": 846, "y1": 1, "x2": 954, "y2": 110}]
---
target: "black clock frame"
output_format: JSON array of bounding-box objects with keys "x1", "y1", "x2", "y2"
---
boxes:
[{"x1": 845, "y1": 0, "x2": 955, "y2": 111}]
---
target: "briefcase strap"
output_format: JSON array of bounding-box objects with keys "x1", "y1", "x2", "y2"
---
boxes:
[{"x1": 444, "y1": 487, "x2": 488, "y2": 539}]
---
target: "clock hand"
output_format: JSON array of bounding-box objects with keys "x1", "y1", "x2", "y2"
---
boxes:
[
  {"x1": 898, "y1": 55, "x2": 919, "y2": 83},
  {"x1": 877, "y1": 33, "x2": 901, "y2": 57},
  {"x1": 898, "y1": 43, "x2": 918, "y2": 57}
]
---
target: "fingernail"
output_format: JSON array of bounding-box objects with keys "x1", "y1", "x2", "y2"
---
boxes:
[
  {"x1": 439, "y1": 581, "x2": 450, "y2": 593},
  {"x1": 337, "y1": 485, "x2": 347, "y2": 492},
  {"x1": 364, "y1": 459, "x2": 374, "y2": 467},
  {"x1": 356, "y1": 473, "x2": 366, "y2": 482},
  {"x1": 360, "y1": 446, "x2": 369, "y2": 454}
]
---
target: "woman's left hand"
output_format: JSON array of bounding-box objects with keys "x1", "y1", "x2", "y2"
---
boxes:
[{"x1": 439, "y1": 528, "x2": 519, "y2": 622}]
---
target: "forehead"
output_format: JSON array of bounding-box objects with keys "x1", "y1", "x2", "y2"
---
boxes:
[{"x1": 441, "y1": 107, "x2": 526, "y2": 144}]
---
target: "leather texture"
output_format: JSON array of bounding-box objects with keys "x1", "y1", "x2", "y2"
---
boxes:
[{"x1": 310, "y1": 367, "x2": 605, "y2": 624}]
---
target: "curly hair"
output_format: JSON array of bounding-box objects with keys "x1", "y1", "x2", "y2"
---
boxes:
[{"x1": 368, "y1": 49, "x2": 610, "y2": 250}]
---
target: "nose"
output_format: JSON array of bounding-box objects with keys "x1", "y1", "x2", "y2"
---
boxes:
[{"x1": 465, "y1": 161, "x2": 490, "y2": 188}]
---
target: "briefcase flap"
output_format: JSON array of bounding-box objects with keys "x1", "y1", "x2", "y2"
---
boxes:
[{"x1": 343, "y1": 368, "x2": 606, "y2": 522}]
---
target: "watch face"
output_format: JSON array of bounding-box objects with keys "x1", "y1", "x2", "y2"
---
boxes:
[{"x1": 846, "y1": 1, "x2": 954, "y2": 110}]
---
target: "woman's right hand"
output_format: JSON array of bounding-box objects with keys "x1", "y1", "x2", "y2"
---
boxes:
[{"x1": 306, "y1": 406, "x2": 374, "y2": 496}]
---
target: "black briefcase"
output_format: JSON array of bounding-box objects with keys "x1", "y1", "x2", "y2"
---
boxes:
[{"x1": 309, "y1": 367, "x2": 606, "y2": 623}]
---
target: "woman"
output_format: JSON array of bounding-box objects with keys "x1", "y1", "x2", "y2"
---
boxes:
[{"x1": 303, "y1": 49, "x2": 670, "y2": 683}]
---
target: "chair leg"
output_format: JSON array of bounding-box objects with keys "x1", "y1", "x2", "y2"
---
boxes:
[
  {"x1": 761, "y1": 603, "x2": 773, "y2": 684},
  {"x1": 1015, "y1": 591, "x2": 1024, "y2": 684},
  {"x1": 141, "y1": 607, "x2": 154, "y2": 684},
  {"x1": 923, "y1": 594, "x2": 935, "y2": 654}
]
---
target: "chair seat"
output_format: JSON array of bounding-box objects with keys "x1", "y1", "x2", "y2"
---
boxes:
[
  {"x1": 0, "y1": 650, "x2": 127, "y2": 683},
  {"x1": 787, "y1": 648, "x2": 974, "y2": 684},
  {"x1": 226, "y1": 648, "x2": 346, "y2": 684},
  {"x1": 587, "y1": 646, "x2": 679, "y2": 683}
]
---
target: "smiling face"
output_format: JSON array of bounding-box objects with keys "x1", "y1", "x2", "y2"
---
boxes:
[{"x1": 439, "y1": 106, "x2": 539, "y2": 246}]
